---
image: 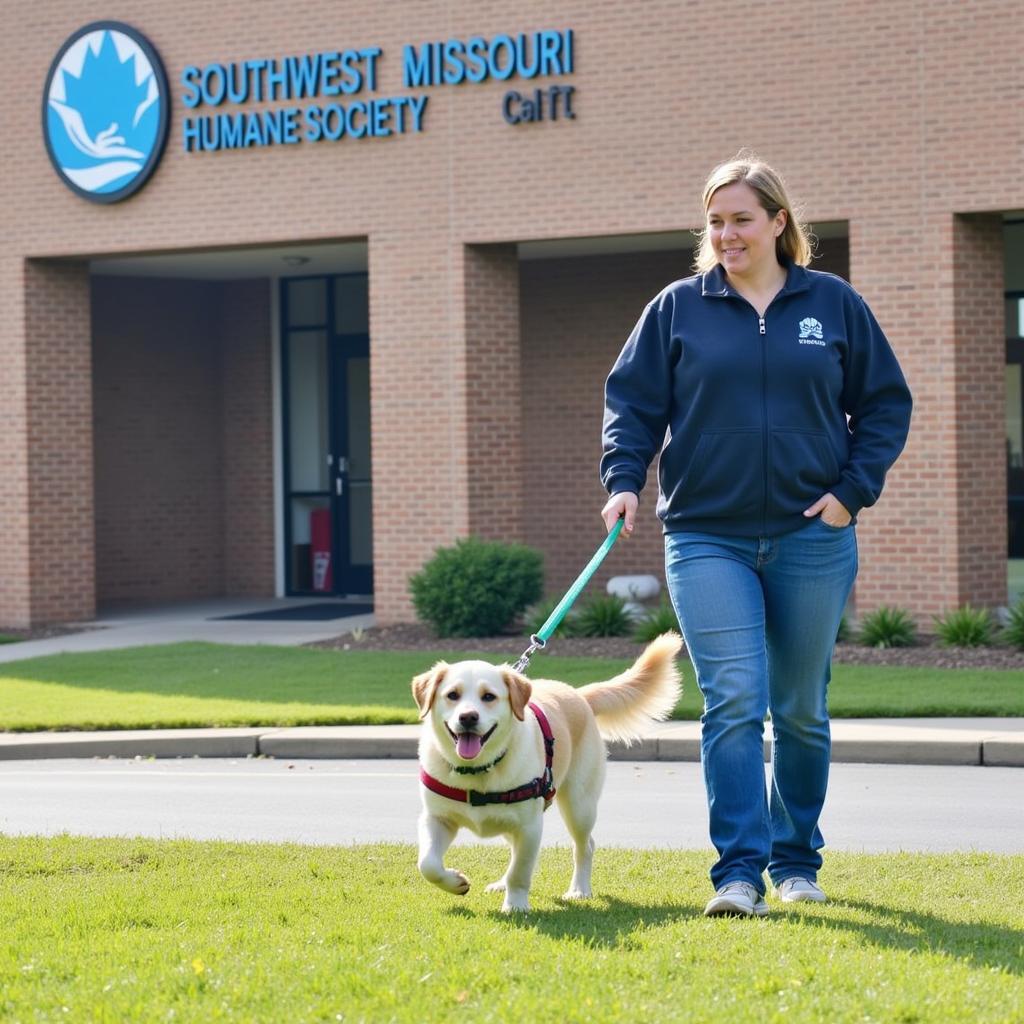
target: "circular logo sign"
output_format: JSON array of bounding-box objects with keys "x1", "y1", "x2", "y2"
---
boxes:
[{"x1": 42, "y1": 22, "x2": 169, "y2": 203}]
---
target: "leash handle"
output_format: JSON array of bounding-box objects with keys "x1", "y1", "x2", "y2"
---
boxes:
[{"x1": 512, "y1": 517, "x2": 624, "y2": 673}]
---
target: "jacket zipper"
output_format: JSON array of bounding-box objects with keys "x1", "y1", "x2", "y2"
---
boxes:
[
  {"x1": 727, "y1": 292, "x2": 785, "y2": 535},
  {"x1": 758, "y1": 315, "x2": 768, "y2": 534}
]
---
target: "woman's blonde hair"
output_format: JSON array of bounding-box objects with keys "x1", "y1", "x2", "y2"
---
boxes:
[{"x1": 693, "y1": 153, "x2": 813, "y2": 273}]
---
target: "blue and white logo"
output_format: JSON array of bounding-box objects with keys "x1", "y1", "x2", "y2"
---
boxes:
[
  {"x1": 798, "y1": 317, "x2": 825, "y2": 345},
  {"x1": 43, "y1": 22, "x2": 169, "y2": 203}
]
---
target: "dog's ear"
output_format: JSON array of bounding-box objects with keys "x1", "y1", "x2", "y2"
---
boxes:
[
  {"x1": 500, "y1": 667, "x2": 533, "y2": 722},
  {"x1": 411, "y1": 662, "x2": 449, "y2": 720}
]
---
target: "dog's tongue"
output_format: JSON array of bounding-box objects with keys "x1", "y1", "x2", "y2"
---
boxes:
[{"x1": 456, "y1": 733, "x2": 483, "y2": 760}]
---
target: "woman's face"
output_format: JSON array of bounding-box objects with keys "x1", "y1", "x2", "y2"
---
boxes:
[{"x1": 706, "y1": 181, "x2": 787, "y2": 280}]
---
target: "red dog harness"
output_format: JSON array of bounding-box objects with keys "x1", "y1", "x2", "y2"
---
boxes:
[{"x1": 420, "y1": 702, "x2": 556, "y2": 810}]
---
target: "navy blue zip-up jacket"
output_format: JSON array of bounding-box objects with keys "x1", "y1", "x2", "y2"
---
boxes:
[{"x1": 601, "y1": 262, "x2": 913, "y2": 537}]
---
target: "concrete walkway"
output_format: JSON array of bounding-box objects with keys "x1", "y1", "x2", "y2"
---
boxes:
[
  {"x1": 1, "y1": 598, "x2": 1022, "y2": 767},
  {"x1": 0, "y1": 597, "x2": 375, "y2": 663}
]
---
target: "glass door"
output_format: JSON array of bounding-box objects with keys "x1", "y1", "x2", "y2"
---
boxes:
[
  {"x1": 282, "y1": 273, "x2": 372, "y2": 596},
  {"x1": 1007, "y1": 293, "x2": 1024, "y2": 603}
]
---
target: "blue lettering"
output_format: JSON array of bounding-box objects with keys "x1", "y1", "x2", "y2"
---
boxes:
[
  {"x1": 407, "y1": 95, "x2": 427, "y2": 132},
  {"x1": 565, "y1": 29, "x2": 574, "y2": 73},
  {"x1": 243, "y1": 112, "x2": 264, "y2": 147},
  {"x1": 322, "y1": 103, "x2": 345, "y2": 140},
  {"x1": 201, "y1": 64, "x2": 228, "y2": 106},
  {"x1": 464, "y1": 37, "x2": 488, "y2": 82},
  {"x1": 304, "y1": 104, "x2": 323, "y2": 141},
  {"x1": 289, "y1": 54, "x2": 320, "y2": 99},
  {"x1": 221, "y1": 113, "x2": 244, "y2": 148},
  {"x1": 181, "y1": 66, "x2": 202, "y2": 108},
  {"x1": 339, "y1": 50, "x2": 361, "y2": 94},
  {"x1": 488, "y1": 35, "x2": 516, "y2": 81},
  {"x1": 515, "y1": 34, "x2": 540, "y2": 78},
  {"x1": 361, "y1": 47, "x2": 381, "y2": 91},
  {"x1": 443, "y1": 39, "x2": 465, "y2": 84},
  {"x1": 262, "y1": 108, "x2": 282, "y2": 144},
  {"x1": 539, "y1": 31, "x2": 561, "y2": 75},
  {"x1": 182, "y1": 116, "x2": 202, "y2": 149},
  {"x1": 282, "y1": 106, "x2": 300, "y2": 143},
  {"x1": 248, "y1": 59, "x2": 267, "y2": 102},
  {"x1": 320, "y1": 51, "x2": 342, "y2": 96},
  {"x1": 227, "y1": 63, "x2": 249, "y2": 104},
  {"x1": 372, "y1": 99, "x2": 391, "y2": 136},
  {"x1": 348, "y1": 101, "x2": 367, "y2": 139},
  {"x1": 201, "y1": 116, "x2": 219, "y2": 150},
  {"x1": 402, "y1": 44, "x2": 430, "y2": 88},
  {"x1": 432, "y1": 42, "x2": 442, "y2": 87},
  {"x1": 266, "y1": 58, "x2": 288, "y2": 101}
]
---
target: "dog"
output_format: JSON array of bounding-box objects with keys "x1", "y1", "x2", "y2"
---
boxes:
[{"x1": 411, "y1": 631, "x2": 682, "y2": 912}]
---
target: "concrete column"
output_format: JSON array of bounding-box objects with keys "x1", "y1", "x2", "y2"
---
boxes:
[
  {"x1": 848, "y1": 213, "x2": 1006, "y2": 622},
  {"x1": 23, "y1": 260, "x2": 95, "y2": 624}
]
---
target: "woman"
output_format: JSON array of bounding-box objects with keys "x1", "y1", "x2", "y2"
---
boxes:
[{"x1": 600, "y1": 155, "x2": 912, "y2": 917}]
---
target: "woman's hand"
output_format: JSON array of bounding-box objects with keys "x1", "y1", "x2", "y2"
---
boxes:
[
  {"x1": 601, "y1": 491, "x2": 639, "y2": 536},
  {"x1": 804, "y1": 492, "x2": 852, "y2": 527}
]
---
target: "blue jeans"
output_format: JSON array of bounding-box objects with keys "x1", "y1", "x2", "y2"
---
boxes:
[{"x1": 664, "y1": 518, "x2": 857, "y2": 893}]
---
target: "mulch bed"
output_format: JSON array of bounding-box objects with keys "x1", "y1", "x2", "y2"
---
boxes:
[{"x1": 309, "y1": 622, "x2": 1024, "y2": 671}]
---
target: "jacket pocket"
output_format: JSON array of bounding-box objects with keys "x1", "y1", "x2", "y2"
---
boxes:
[
  {"x1": 768, "y1": 428, "x2": 839, "y2": 517},
  {"x1": 666, "y1": 428, "x2": 763, "y2": 519}
]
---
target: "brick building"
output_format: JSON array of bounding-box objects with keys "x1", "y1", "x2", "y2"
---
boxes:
[{"x1": 3, "y1": 1, "x2": 1022, "y2": 628}]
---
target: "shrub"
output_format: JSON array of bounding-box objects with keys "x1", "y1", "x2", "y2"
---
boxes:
[
  {"x1": 934, "y1": 605, "x2": 995, "y2": 648},
  {"x1": 409, "y1": 537, "x2": 543, "y2": 637},
  {"x1": 1003, "y1": 598, "x2": 1024, "y2": 650},
  {"x1": 633, "y1": 598, "x2": 681, "y2": 643},
  {"x1": 575, "y1": 594, "x2": 633, "y2": 638},
  {"x1": 523, "y1": 596, "x2": 580, "y2": 639},
  {"x1": 858, "y1": 606, "x2": 917, "y2": 648}
]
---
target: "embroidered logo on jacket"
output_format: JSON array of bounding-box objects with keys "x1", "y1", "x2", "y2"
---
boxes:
[{"x1": 798, "y1": 317, "x2": 826, "y2": 346}]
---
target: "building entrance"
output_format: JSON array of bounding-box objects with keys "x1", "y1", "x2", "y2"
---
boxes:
[{"x1": 282, "y1": 273, "x2": 373, "y2": 597}]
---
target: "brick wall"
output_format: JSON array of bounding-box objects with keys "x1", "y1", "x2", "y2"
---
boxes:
[
  {"x1": 461, "y1": 244, "x2": 523, "y2": 541},
  {"x1": 222, "y1": 280, "x2": 275, "y2": 594},
  {"x1": 93, "y1": 277, "x2": 225, "y2": 604},
  {"x1": 3, "y1": 0, "x2": 1020, "y2": 625},
  {"x1": 93, "y1": 276, "x2": 274, "y2": 606},
  {"x1": 25, "y1": 261, "x2": 95, "y2": 624},
  {"x1": 952, "y1": 215, "x2": 1006, "y2": 607}
]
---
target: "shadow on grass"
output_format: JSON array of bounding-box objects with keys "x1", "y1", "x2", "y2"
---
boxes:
[
  {"x1": 448, "y1": 896, "x2": 703, "y2": 948},
  {"x1": 448, "y1": 892, "x2": 1024, "y2": 972},
  {"x1": 808, "y1": 897, "x2": 1024, "y2": 977}
]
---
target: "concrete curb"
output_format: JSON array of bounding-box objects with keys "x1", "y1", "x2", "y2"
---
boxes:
[{"x1": 0, "y1": 720, "x2": 1021, "y2": 766}]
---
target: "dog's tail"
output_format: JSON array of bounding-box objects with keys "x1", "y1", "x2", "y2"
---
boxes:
[{"x1": 577, "y1": 631, "x2": 683, "y2": 745}]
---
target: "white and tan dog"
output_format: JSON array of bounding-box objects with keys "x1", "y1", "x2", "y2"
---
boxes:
[{"x1": 412, "y1": 632, "x2": 682, "y2": 912}]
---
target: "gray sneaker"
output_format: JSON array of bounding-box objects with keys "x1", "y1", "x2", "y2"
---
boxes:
[
  {"x1": 775, "y1": 877, "x2": 827, "y2": 903},
  {"x1": 704, "y1": 881, "x2": 769, "y2": 917}
]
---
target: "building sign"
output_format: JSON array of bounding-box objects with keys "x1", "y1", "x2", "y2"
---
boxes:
[
  {"x1": 181, "y1": 29, "x2": 575, "y2": 152},
  {"x1": 42, "y1": 23, "x2": 575, "y2": 199},
  {"x1": 42, "y1": 22, "x2": 169, "y2": 202}
]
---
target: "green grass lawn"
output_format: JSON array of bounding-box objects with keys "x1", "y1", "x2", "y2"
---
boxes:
[
  {"x1": 0, "y1": 837, "x2": 1021, "y2": 1023},
  {"x1": 0, "y1": 642, "x2": 1020, "y2": 732}
]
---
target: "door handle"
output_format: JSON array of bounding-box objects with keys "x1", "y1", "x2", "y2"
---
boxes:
[{"x1": 336, "y1": 476, "x2": 343, "y2": 496}]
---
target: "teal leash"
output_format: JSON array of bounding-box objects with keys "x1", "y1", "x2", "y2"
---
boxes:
[{"x1": 511, "y1": 518, "x2": 625, "y2": 674}]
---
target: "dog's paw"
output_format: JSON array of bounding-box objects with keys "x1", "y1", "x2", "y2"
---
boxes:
[
  {"x1": 501, "y1": 893, "x2": 530, "y2": 914},
  {"x1": 441, "y1": 870, "x2": 471, "y2": 896},
  {"x1": 484, "y1": 879, "x2": 507, "y2": 894},
  {"x1": 562, "y1": 886, "x2": 592, "y2": 901}
]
